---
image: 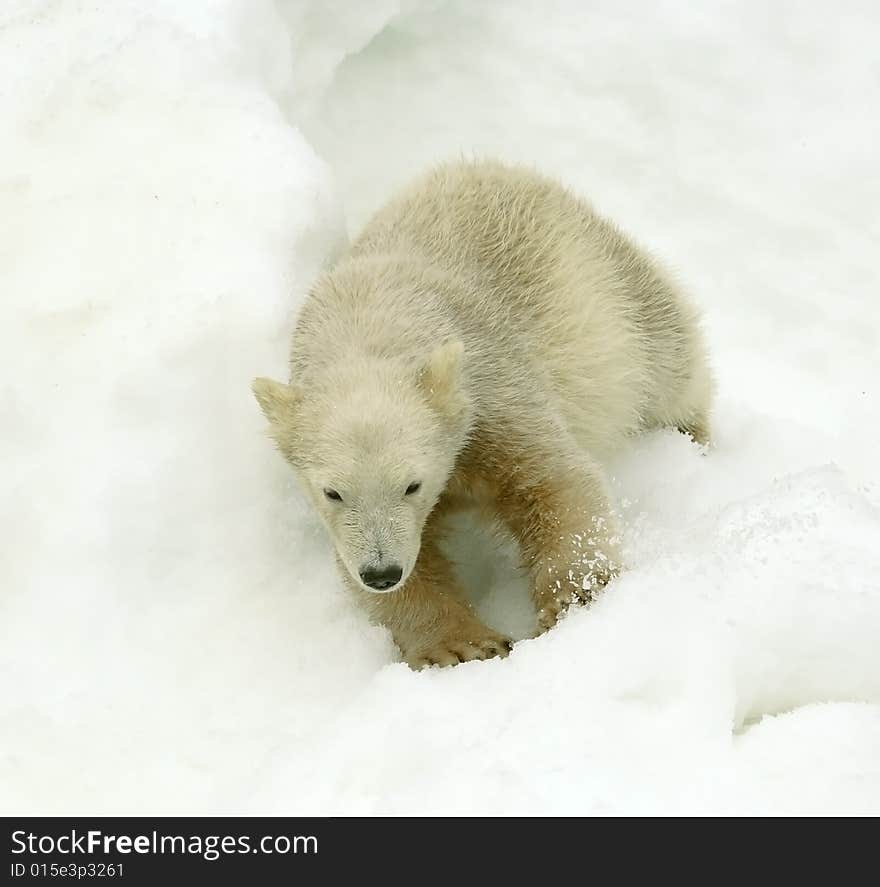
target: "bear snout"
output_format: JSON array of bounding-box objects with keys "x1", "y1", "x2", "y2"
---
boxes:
[{"x1": 359, "y1": 564, "x2": 403, "y2": 591}]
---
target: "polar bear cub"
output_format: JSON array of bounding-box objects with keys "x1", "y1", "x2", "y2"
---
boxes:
[{"x1": 253, "y1": 160, "x2": 712, "y2": 668}]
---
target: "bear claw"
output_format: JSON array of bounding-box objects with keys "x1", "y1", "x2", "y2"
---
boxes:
[{"x1": 407, "y1": 634, "x2": 513, "y2": 669}]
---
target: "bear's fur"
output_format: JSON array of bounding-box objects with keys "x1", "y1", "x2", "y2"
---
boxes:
[{"x1": 253, "y1": 160, "x2": 713, "y2": 668}]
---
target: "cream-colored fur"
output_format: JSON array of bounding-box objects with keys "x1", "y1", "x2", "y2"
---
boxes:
[{"x1": 254, "y1": 160, "x2": 713, "y2": 668}]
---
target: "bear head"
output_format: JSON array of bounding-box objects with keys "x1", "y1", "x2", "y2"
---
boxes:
[{"x1": 253, "y1": 340, "x2": 472, "y2": 594}]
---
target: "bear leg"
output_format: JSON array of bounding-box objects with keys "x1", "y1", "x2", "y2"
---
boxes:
[
  {"x1": 350, "y1": 536, "x2": 512, "y2": 669},
  {"x1": 494, "y1": 441, "x2": 622, "y2": 632}
]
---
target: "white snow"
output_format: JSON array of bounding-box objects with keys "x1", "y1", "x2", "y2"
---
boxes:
[{"x1": 1, "y1": 0, "x2": 878, "y2": 815}]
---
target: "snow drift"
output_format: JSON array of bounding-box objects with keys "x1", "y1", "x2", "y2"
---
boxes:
[{"x1": 1, "y1": 0, "x2": 878, "y2": 814}]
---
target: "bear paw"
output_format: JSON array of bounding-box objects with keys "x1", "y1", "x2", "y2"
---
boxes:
[
  {"x1": 534, "y1": 561, "x2": 618, "y2": 632},
  {"x1": 406, "y1": 631, "x2": 512, "y2": 669}
]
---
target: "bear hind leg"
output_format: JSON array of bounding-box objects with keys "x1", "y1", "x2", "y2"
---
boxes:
[{"x1": 676, "y1": 410, "x2": 711, "y2": 446}]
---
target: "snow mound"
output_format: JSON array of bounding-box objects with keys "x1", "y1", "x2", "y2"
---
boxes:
[{"x1": 1, "y1": 0, "x2": 878, "y2": 815}]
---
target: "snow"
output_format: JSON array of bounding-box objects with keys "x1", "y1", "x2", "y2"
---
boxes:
[{"x1": 1, "y1": 0, "x2": 878, "y2": 815}]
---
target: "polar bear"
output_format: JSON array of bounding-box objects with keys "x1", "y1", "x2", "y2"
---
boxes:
[{"x1": 253, "y1": 160, "x2": 712, "y2": 668}]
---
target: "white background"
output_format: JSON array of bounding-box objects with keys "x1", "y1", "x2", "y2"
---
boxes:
[{"x1": 1, "y1": 0, "x2": 878, "y2": 814}]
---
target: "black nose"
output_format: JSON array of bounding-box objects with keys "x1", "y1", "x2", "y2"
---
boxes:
[{"x1": 359, "y1": 564, "x2": 403, "y2": 590}]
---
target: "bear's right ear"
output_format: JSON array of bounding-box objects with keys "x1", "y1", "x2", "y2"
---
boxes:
[
  {"x1": 416, "y1": 340, "x2": 470, "y2": 422},
  {"x1": 251, "y1": 377, "x2": 301, "y2": 427}
]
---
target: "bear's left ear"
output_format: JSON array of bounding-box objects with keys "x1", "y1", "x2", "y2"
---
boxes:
[
  {"x1": 416, "y1": 340, "x2": 469, "y2": 421},
  {"x1": 252, "y1": 377, "x2": 301, "y2": 427}
]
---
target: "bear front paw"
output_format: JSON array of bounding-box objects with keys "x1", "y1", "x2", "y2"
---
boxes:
[
  {"x1": 534, "y1": 557, "x2": 619, "y2": 632},
  {"x1": 405, "y1": 630, "x2": 513, "y2": 669}
]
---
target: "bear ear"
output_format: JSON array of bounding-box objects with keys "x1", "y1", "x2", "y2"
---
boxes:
[
  {"x1": 252, "y1": 377, "x2": 301, "y2": 427},
  {"x1": 416, "y1": 340, "x2": 468, "y2": 420}
]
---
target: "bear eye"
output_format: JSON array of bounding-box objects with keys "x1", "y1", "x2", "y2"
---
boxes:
[
  {"x1": 405, "y1": 482, "x2": 421, "y2": 496},
  {"x1": 324, "y1": 488, "x2": 343, "y2": 502}
]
